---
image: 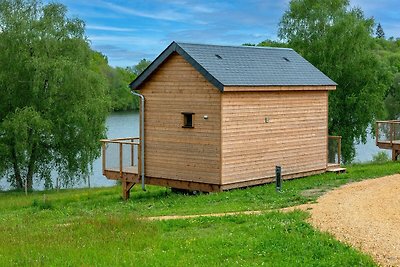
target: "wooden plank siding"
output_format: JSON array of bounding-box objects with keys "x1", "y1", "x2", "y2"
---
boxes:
[
  {"x1": 220, "y1": 91, "x2": 328, "y2": 185},
  {"x1": 140, "y1": 52, "x2": 222, "y2": 185}
]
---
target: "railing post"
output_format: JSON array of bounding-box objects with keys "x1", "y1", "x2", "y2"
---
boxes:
[
  {"x1": 390, "y1": 122, "x2": 394, "y2": 146},
  {"x1": 138, "y1": 143, "x2": 142, "y2": 178},
  {"x1": 102, "y1": 141, "x2": 106, "y2": 175},
  {"x1": 338, "y1": 136, "x2": 341, "y2": 165},
  {"x1": 119, "y1": 143, "x2": 123, "y2": 179},
  {"x1": 131, "y1": 141, "x2": 134, "y2": 167}
]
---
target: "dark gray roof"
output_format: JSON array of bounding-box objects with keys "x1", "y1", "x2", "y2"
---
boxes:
[{"x1": 130, "y1": 41, "x2": 336, "y2": 92}]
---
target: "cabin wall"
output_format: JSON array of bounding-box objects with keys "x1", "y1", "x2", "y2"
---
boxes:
[
  {"x1": 140, "y1": 53, "x2": 221, "y2": 185},
  {"x1": 221, "y1": 90, "x2": 328, "y2": 185}
]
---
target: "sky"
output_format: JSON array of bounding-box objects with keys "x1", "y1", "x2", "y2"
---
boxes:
[{"x1": 56, "y1": 0, "x2": 400, "y2": 67}]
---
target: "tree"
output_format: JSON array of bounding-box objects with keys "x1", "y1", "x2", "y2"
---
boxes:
[
  {"x1": 129, "y1": 58, "x2": 151, "y2": 76},
  {"x1": 110, "y1": 67, "x2": 138, "y2": 111},
  {"x1": 376, "y1": 23, "x2": 385, "y2": 39},
  {"x1": 278, "y1": 0, "x2": 390, "y2": 162},
  {"x1": 256, "y1": 39, "x2": 289, "y2": 48},
  {"x1": 91, "y1": 52, "x2": 138, "y2": 111},
  {"x1": 0, "y1": 0, "x2": 109, "y2": 189},
  {"x1": 384, "y1": 73, "x2": 400, "y2": 119},
  {"x1": 374, "y1": 38, "x2": 400, "y2": 119}
]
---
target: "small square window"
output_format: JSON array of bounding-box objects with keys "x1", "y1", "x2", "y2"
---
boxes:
[{"x1": 182, "y1": 112, "x2": 194, "y2": 128}]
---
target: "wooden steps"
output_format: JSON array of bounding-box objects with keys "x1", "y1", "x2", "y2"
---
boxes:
[{"x1": 326, "y1": 167, "x2": 346, "y2": 174}]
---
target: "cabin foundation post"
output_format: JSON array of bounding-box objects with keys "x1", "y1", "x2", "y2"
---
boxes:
[
  {"x1": 122, "y1": 180, "x2": 135, "y2": 200},
  {"x1": 392, "y1": 149, "x2": 399, "y2": 161}
]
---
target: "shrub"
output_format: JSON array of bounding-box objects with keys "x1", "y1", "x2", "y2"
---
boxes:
[{"x1": 371, "y1": 151, "x2": 391, "y2": 163}]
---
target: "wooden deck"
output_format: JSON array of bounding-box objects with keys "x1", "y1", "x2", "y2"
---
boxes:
[
  {"x1": 101, "y1": 135, "x2": 344, "y2": 199},
  {"x1": 376, "y1": 140, "x2": 400, "y2": 150},
  {"x1": 375, "y1": 120, "x2": 400, "y2": 160},
  {"x1": 103, "y1": 166, "x2": 138, "y2": 180},
  {"x1": 103, "y1": 167, "x2": 329, "y2": 192}
]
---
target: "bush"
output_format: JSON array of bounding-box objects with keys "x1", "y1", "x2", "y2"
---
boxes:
[
  {"x1": 32, "y1": 195, "x2": 53, "y2": 210},
  {"x1": 371, "y1": 151, "x2": 391, "y2": 163}
]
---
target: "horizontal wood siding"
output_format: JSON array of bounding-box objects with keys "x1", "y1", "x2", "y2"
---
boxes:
[
  {"x1": 140, "y1": 53, "x2": 221, "y2": 184},
  {"x1": 221, "y1": 91, "x2": 328, "y2": 184}
]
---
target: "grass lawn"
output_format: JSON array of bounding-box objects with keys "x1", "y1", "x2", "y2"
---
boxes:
[{"x1": 0, "y1": 162, "x2": 398, "y2": 266}]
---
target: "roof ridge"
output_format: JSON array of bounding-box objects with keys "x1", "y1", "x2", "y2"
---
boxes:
[{"x1": 175, "y1": 41, "x2": 293, "y2": 51}]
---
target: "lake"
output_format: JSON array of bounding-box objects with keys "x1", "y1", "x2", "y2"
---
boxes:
[{"x1": 0, "y1": 111, "x2": 390, "y2": 190}]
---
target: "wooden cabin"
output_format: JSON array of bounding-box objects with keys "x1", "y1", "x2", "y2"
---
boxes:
[{"x1": 101, "y1": 41, "x2": 342, "y2": 199}]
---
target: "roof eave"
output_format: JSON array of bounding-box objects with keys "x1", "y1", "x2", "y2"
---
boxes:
[
  {"x1": 223, "y1": 84, "x2": 337, "y2": 92},
  {"x1": 129, "y1": 42, "x2": 177, "y2": 90}
]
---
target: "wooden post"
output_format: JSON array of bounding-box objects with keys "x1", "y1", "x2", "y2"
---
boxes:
[
  {"x1": 390, "y1": 122, "x2": 394, "y2": 146},
  {"x1": 131, "y1": 142, "x2": 134, "y2": 167},
  {"x1": 122, "y1": 181, "x2": 135, "y2": 200},
  {"x1": 326, "y1": 135, "x2": 329, "y2": 167},
  {"x1": 338, "y1": 136, "x2": 341, "y2": 165},
  {"x1": 102, "y1": 142, "x2": 106, "y2": 175},
  {"x1": 119, "y1": 143, "x2": 123, "y2": 179},
  {"x1": 375, "y1": 121, "x2": 379, "y2": 146},
  {"x1": 138, "y1": 144, "x2": 142, "y2": 182}
]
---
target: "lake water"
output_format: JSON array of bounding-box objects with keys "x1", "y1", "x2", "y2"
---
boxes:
[
  {"x1": 0, "y1": 111, "x2": 139, "y2": 191},
  {"x1": 0, "y1": 111, "x2": 390, "y2": 190}
]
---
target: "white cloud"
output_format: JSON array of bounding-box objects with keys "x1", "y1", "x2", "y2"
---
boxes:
[
  {"x1": 86, "y1": 24, "x2": 136, "y2": 32},
  {"x1": 102, "y1": 1, "x2": 189, "y2": 22},
  {"x1": 89, "y1": 35, "x2": 163, "y2": 47}
]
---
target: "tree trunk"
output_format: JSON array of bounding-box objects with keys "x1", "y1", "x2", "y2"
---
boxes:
[
  {"x1": 26, "y1": 134, "x2": 37, "y2": 191},
  {"x1": 11, "y1": 145, "x2": 23, "y2": 189}
]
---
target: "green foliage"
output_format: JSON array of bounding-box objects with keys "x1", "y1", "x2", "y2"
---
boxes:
[
  {"x1": 0, "y1": 162, "x2": 393, "y2": 266},
  {"x1": 374, "y1": 38, "x2": 400, "y2": 119},
  {"x1": 0, "y1": 0, "x2": 109, "y2": 189},
  {"x1": 111, "y1": 67, "x2": 138, "y2": 111},
  {"x1": 278, "y1": 0, "x2": 391, "y2": 162},
  {"x1": 371, "y1": 151, "x2": 390, "y2": 163},
  {"x1": 127, "y1": 58, "x2": 152, "y2": 76},
  {"x1": 32, "y1": 196, "x2": 53, "y2": 210},
  {"x1": 92, "y1": 53, "x2": 151, "y2": 111},
  {"x1": 384, "y1": 73, "x2": 400, "y2": 119},
  {"x1": 257, "y1": 39, "x2": 289, "y2": 48},
  {"x1": 91, "y1": 51, "x2": 138, "y2": 111}
]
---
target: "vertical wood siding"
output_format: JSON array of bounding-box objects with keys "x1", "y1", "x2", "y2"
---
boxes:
[
  {"x1": 221, "y1": 91, "x2": 328, "y2": 184},
  {"x1": 140, "y1": 53, "x2": 222, "y2": 184}
]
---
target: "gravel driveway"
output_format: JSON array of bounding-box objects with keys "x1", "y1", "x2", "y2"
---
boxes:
[{"x1": 306, "y1": 174, "x2": 400, "y2": 266}]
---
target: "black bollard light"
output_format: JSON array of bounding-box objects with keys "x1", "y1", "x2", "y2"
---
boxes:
[{"x1": 275, "y1": 166, "x2": 282, "y2": 192}]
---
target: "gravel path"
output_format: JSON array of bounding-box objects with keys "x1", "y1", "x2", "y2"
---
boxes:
[{"x1": 305, "y1": 174, "x2": 400, "y2": 267}]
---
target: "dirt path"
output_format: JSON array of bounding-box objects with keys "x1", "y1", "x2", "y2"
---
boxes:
[
  {"x1": 302, "y1": 174, "x2": 400, "y2": 267},
  {"x1": 145, "y1": 210, "x2": 264, "y2": 221}
]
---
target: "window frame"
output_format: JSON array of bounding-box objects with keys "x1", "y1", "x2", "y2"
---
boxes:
[{"x1": 181, "y1": 112, "x2": 195, "y2": 128}]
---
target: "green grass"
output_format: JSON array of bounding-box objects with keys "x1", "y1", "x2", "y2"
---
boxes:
[
  {"x1": 0, "y1": 162, "x2": 398, "y2": 266},
  {"x1": 0, "y1": 211, "x2": 375, "y2": 266}
]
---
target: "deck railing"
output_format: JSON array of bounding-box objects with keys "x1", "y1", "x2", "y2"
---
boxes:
[
  {"x1": 100, "y1": 137, "x2": 140, "y2": 178},
  {"x1": 375, "y1": 120, "x2": 400, "y2": 146},
  {"x1": 328, "y1": 135, "x2": 342, "y2": 166}
]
